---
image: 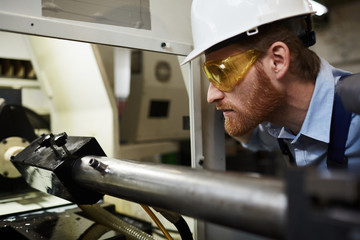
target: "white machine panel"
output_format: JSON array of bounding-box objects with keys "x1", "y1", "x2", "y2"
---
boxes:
[
  {"x1": 121, "y1": 50, "x2": 190, "y2": 142},
  {"x1": 0, "y1": 0, "x2": 193, "y2": 56}
]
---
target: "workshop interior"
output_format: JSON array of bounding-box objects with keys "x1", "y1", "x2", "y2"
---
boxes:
[{"x1": 0, "y1": 0, "x2": 359, "y2": 240}]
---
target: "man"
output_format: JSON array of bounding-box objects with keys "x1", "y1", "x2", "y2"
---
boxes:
[{"x1": 182, "y1": 0, "x2": 360, "y2": 171}]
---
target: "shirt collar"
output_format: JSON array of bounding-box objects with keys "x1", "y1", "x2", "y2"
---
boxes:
[
  {"x1": 268, "y1": 58, "x2": 336, "y2": 143},
  {"x1": 298, "y1": 58, "x2": 335, "y2": 143}
]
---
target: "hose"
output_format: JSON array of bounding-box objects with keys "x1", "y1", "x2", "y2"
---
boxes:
[
  {"x1": 141, "y1": 204, "x2": 173, "y2": 240},
  {"x1": 79, "y1": 204, "x2": 156, "y2": 240},
  {"x1": 173, "y1": 217, "x2": 193, "y2": 240},
  {"x1": 154, "y1": 208, "x2": 193, "y2": 240}
]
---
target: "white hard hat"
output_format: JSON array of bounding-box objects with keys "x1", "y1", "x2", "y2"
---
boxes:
[{"x1": 182, "y1": 0, "x2": 315, "y2": 65}]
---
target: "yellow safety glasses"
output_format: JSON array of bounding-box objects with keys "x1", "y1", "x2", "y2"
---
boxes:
[{"x1": 203, "y1": 49, "x2": 261, "y2": 92}]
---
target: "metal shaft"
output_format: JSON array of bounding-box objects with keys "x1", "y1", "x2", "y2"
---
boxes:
[{"x1": 72, "y1": 156, "x2": 287, "y2": 238}]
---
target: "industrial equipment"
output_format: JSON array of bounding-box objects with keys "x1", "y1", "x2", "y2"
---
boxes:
[
  {"x1": 0, "y1": 28, "x2": 193, "y2": 239},
  {"x1": 0, "y1": 1, "x2": 359, "y2": 240},
  {"x1": 0, "y1": 34, "x2": 193, "y2": 239},
  {"x1": 7, "y1": 132, "x2": 360, "y2": 240}
]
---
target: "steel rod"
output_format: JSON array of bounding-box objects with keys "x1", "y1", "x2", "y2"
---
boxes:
[{"x1": 72, "y1": 156, "x2": 287, "y2": 238}]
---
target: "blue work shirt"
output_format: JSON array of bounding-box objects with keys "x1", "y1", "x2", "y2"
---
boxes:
[{"x1": 243, "y1": 59, "x2": 360, "y2": 171}]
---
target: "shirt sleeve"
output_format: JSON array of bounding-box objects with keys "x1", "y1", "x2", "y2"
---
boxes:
[{"x1": 240, "y1": 123, "x2": 280, "y2": 152}]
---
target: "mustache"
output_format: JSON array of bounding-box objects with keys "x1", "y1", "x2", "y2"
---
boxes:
[{"x1": 216, "y1": 102, "x2": 234, "y2": 111}]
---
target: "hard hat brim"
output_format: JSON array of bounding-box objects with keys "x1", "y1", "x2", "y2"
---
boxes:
[{"x1": 181, "y1": 45, "x2": 205, "y2": 65}]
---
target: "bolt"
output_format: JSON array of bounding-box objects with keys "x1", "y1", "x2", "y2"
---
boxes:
[
  {"x1": 39, "y1": 134, "x2": 59, "y2": 156},
  {"x1": 89, "y1": 158, "x2": 100, "y2": 168},
  {"x1": 54, "y1": 132, "x2": 71, "y2": 156},
  {"x1": 89, "y1": 158, "x2": 109, "y2": 174},
  {"x1": 40, "y1": 134, "x2": 54, "y2": 148},
  {"x1": 54, "y1": 132, "x2": 68, "y2": 147},
  {"x1": 161, "y1": 42, "x2": 171, "y2": 49}
]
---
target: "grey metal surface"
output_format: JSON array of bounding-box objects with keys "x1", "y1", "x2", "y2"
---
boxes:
[{"x1": 72, "y1": 156, "x2": 287, "y2": 238}]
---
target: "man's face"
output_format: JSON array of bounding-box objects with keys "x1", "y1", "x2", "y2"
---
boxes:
[{"x1": 206, "y1": 44, "x2": 285, "y2": 137}]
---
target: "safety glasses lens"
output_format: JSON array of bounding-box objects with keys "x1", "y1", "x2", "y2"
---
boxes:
[{"x1": 203, "y1": 49, "x2": 260, "y2": 92}]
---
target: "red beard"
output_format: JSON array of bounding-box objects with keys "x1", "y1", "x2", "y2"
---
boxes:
[{"x1": 217, "y1": 63, "x2": 285, "y2": 137}]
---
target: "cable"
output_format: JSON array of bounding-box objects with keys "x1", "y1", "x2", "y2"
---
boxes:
[
  {"x1": 153, "y1": 227, "x2": 179, "y2": 234},
  {"x1": 154, "y1": 208, "x2": 193, "y2": 240},
  {"x1": 173, "y1": 217, "x2": 193, "y2": 240},
  {"x1": 79, "y1": 204, "x2": 155, "y2": 240},
  {"x1": 152, "y1": 230, "x2": 167, "y2": 239},
  {"x1": 141, "y1": 204, "x2": 173, "y2": 240}
]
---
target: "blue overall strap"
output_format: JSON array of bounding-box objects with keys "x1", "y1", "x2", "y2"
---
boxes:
[
  {"x1": 278, "y1": 75, "x2": 354, "y2": 168},
  {"x1": 327, "y1": 87, "x2": 352, "y2": 169}
]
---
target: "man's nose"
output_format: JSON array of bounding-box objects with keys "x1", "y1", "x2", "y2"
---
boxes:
[{"x1": 207, "y1": 83, "x2": 225, "y2": 103}]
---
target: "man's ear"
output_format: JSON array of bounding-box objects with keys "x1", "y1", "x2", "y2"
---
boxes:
[{"x1": 268, "y1": 41, "x2": 290, "y2": 79}]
